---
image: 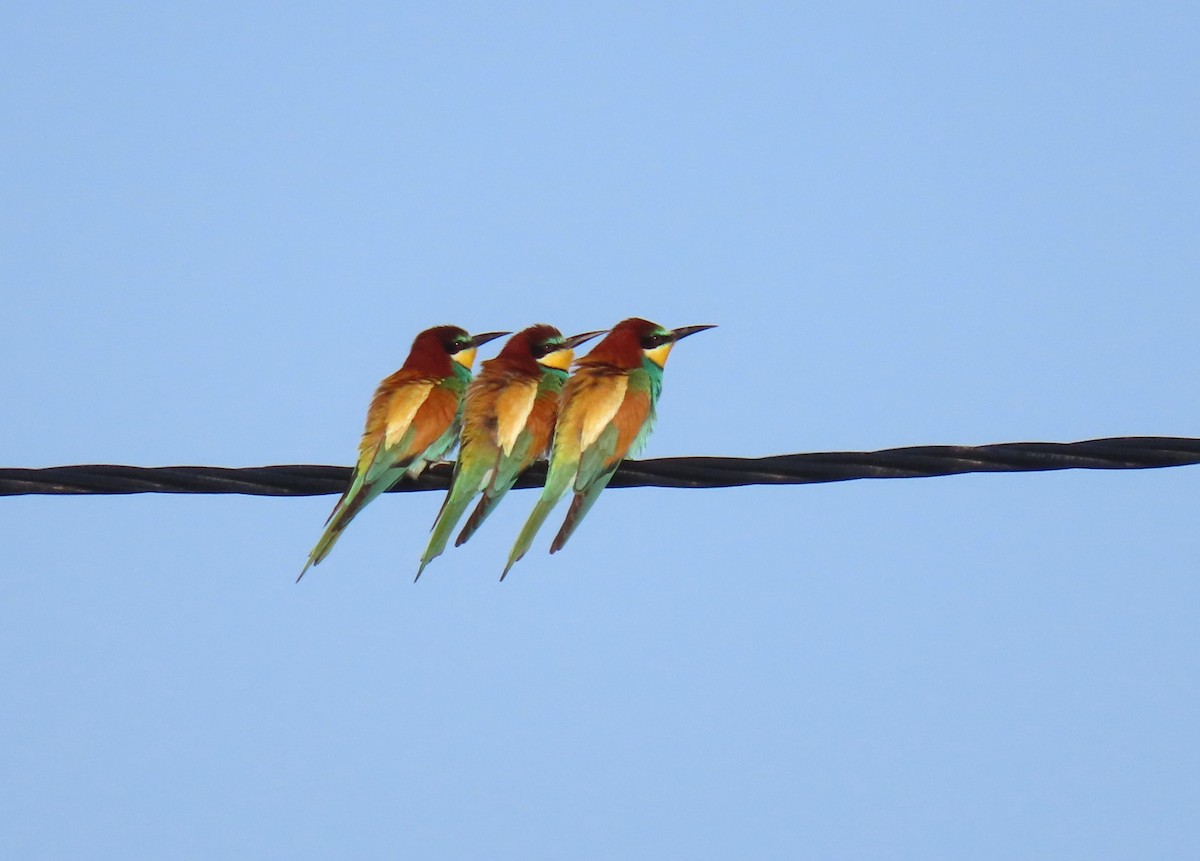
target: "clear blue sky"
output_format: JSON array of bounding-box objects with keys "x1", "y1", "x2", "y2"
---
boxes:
[{"x1": 4, "y1": 2, "x2": 1199, "y2": 858}]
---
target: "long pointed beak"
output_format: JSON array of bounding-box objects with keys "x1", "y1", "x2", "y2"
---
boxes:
[
  {"x1": 563, "y1": 330, "x2": 606, "y2": 349},
  {"x1": 670, "y1": 324, "x2": 717, "y2": 342},
  {"x1": 469, "y1": 331, "x2": 509, "y2": 348}
]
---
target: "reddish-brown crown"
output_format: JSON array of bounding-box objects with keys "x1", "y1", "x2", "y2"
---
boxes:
[
  {"x1": 483, "y1": 324, "x2": 564, "y2": 376},
  {"x1": 401, "y1": 325, "x2": 471, "y2": 376},
  {"x1": 578, "y1": 317, "x2": 662, "y2": 370}
]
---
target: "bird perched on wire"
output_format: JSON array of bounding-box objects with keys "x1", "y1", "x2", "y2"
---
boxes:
[
  {"x1": 502, "y1": 317, "x2": 715, "y2": 579},
  {"x1": 299, "y1": 325, "x2": 508, "y2": 580},
  {"x1": 415, "y1": 324, "x2": 606, "y2": 579}
]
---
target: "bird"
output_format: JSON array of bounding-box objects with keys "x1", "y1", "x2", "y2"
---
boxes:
[
  {"x1": 299, "y1": 325, "x2": 508, "y2": 580},
  {"x1": 415, "y1": 324, "x2": 605, "y2": 579},
  {"x1": 502, "y1": 318, "x2": 715, "y2": 579}
]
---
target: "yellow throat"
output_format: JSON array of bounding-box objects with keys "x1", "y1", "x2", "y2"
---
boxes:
[
  {"x1": 538, "y1": 347, "x2": 574, "y2": 371},
  {"x1": 643, "y1": 341, "x2": 674, "y2": 368},
  {"x1": 453, "y1": 346, "x2": 478, "y2": 369}
]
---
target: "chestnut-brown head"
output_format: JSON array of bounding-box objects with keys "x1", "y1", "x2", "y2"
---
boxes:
[
  {"x1": 581, "y1": 318, "x2": 716, "y2": 370},
  {"x1": 402, "y1": 325, "x2": 508, "y2": 376},
  {"x1": 491, "y1": 324, "x2": 606, "y2": 375}
]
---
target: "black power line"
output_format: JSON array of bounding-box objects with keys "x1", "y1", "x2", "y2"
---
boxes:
[{"x1": 2, "y1": 436, "x2": 1198, "y2": 497}]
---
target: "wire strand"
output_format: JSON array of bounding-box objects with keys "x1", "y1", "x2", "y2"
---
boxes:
[{"x1": 3, "y1": 436, "x2": 1198, "y2": 496}]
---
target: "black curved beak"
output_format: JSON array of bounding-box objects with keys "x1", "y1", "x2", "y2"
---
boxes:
[
  {"x1": 670, "y1": 324, "x2": 717, "y2": 342},
  {"x1": 563, "y1": 330, "x2": 607, "y2": 349},
  {"x1": 469, "y1": 331, "x2": 510, "y2": 348}
]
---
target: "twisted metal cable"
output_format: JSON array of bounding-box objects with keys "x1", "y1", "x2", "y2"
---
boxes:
[{"x1": 2, "y1": 436, "x2": 1198, "y2": 497}]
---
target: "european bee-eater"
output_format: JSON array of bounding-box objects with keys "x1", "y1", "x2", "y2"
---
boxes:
[
  {"x1": 502, "y1": 318, "x2": 715, "y2": 578},
  {"x1": 299, "y1": 325, "x2": 508, "y2": 580},
  {"x1": 416, "y1": 325, "x2": 605, "y2": 579}
]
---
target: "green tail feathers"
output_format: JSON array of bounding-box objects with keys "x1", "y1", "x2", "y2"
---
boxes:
[
  {"x1": 455, "y1": 482, "x2": 516, "y2": 547},
  {"x1": 298, "y1": 464, "x2": 407, "y2": 581},
  {"x1": 416, "y1": 460, "x2": 490, "y2": 579},
  {"x1": 501, "y1": 494, "x2": 560, "y2": 580},
  {"x1": 549, "y1": 465, "x2": 619, "y2": 554},
  {"x1": 502, "y1": 461, "x2": 576, "y2": 579},
  {"x1": 416, "y1": 488, "x2": 475, "y2": 579},
  {"x1": 299, "y1": 477, "x2": 379, "y2": 580}
]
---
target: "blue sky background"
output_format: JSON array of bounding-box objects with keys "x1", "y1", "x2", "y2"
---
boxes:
[{"x1": 4, "y1": 2, "x2": 1199, "y2": 858}]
